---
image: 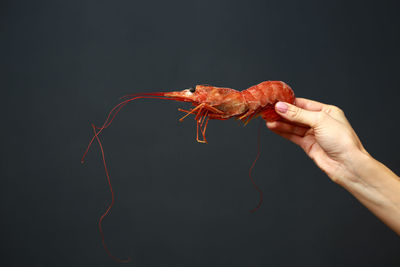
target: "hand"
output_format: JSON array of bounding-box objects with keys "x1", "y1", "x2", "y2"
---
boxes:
[
  {"x1": 266, "y1": 98, "x2": 369, "y2": 185},
  {"x1": 267, "y1": 98, "x2": 400, "y2": 235}
]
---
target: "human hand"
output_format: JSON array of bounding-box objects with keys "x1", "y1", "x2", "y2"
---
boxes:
[{"x1": 266, "y1": 98, "x2": 370, "y2": 185}]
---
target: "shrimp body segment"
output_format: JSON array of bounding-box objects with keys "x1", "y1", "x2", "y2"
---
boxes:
[{"x1": 241, "y1": 80, "x2": 295, "y2": 122}]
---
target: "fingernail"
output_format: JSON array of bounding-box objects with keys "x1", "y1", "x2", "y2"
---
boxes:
[{"x1": 275, "y1": 102, "x2": 288, "y2": 113}]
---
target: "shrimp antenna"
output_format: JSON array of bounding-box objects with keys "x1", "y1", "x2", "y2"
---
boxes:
[
  {"x1": 249, "y1": 119, "x2": 263, "y2": 213},
  {"x1": 81, "y1": 94, "x2": 181, "y2": 164},
  {"x1": 91, "y1": 124, "x2": 131, "y2": 263},
  {"x1": 82, "y1": 94, "x2": 182, "y2": 262}
]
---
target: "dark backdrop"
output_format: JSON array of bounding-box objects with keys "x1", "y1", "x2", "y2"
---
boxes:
[{"x1": 2, "y1": 0, "x2": 400, "y2": 266}]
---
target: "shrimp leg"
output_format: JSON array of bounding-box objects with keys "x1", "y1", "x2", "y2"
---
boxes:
[
  {"x1": 200, "y1": 115, "x2": 210, "y2": 142},
  {"x1": 178, "y1": 103, "x2": 223, "y2": 122},
  {"x1": 178, "y1": 103, "x2": 223, "y2": 143},
  {"x1": 196, "y1": 109, "x2": 209, "y2": 143}
]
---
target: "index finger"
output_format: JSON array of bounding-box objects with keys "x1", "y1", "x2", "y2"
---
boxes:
[{"x1": 295, "y1": 98, "x2": 327, "y2": 111}]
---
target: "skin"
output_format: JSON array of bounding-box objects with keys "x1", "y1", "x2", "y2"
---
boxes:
[{"x1": 267, "y1": 98, "x2": 400, "y2": 235}]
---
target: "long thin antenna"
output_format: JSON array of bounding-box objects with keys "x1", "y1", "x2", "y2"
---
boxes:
[
  {"x1": 81, "y1": 95, "x2": 181, "y2": 164},
  {"x1": 91, "y1": 124, "x2": 131, "y2": 263},
  {"x1": 249, "y1": 119, "x2": 263, "y2": 213}
]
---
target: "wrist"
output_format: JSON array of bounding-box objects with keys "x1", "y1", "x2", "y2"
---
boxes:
[
  {"x1": 336, "y1": 147, "x2": 400, "y2": 234},
  {"x1": 338, "y1": 149, "x2": 375, "y2": 187},
  {"x1": 338, "y1": 148, "x2": 396, "y2": 202}
]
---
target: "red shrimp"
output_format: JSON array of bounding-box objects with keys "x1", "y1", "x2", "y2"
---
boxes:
[{"x1": 82, "y1": 81, "x2": 295, "y2": 262}]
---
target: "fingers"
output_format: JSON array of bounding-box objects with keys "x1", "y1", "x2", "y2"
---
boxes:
[
  {"x1": 294, "y1": 98, "x2": 326, "y2": 111},
  {"x1": 268, "y1": 128, "x2": 304, "y2": 147},
  {"x1": 266, "y1": 120, "x2": 309, "y2": 137},
  {"x1": 295, "y1": 98, "x2": 348, "y2": 124},
  {"x1": 275, "y1": 102, "x2": 323, "y2": 128},
  {"x1": 267, "y1": 120, "x2": 311, "y2": 150},
  {"x1": 267, "y1": 126, "x2": 320, "y2": 159}
]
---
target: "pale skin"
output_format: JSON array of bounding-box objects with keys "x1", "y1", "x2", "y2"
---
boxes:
[{"x1": 267, "y1": 98, "x2": 400, "y2": 235}]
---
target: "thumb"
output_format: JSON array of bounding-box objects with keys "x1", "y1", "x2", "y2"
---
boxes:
[{"x1": 275, "y1": 101, "x2": 321, "y2": 127}]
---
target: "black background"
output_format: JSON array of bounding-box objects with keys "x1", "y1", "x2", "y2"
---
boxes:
[{"x1": 2, "y1": 0, "x2": 400, "y2": 266}]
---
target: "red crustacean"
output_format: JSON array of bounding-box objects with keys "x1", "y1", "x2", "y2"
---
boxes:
[
  {"x1": 82, "y1": 81, "x2": 295, "y2": 262},
  {"x1": 165, "y1": 80, "x2": 295, "y2": 143}
]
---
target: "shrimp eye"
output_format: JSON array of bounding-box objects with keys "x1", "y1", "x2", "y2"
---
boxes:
[{"x1": 189, "y1": 87, "x2": 196, "y2": 93}]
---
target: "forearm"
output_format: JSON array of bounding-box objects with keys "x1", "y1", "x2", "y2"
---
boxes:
[{"x1": 340, "y1": 152, "x2": 400, "y2": 235}]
